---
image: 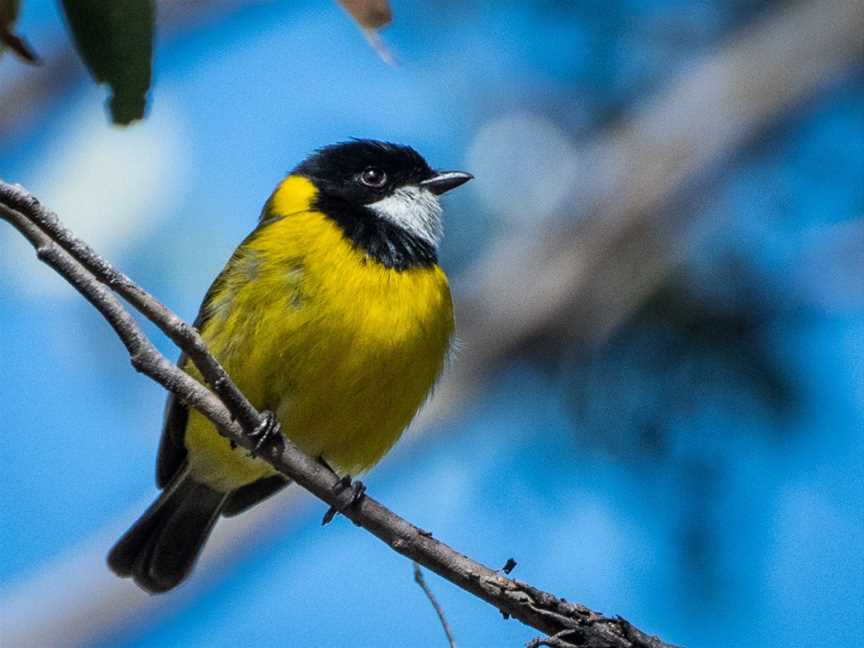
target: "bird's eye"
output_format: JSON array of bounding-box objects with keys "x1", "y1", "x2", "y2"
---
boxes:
[{"x1": 360, "y1": 167, "x2": 387, "y2": 188}]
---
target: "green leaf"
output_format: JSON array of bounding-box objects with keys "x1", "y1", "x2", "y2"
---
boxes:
[
  {"x1": 60, "y1": 0, "x2": 154, "y2": 125},
  {"x1": 0, "y1": 0, "x2": 21, "y2": 32}
]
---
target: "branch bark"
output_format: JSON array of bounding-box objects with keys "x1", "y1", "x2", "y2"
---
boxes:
[{"x1": 0, "y1": 179, "x2": 677, "y2": 648}]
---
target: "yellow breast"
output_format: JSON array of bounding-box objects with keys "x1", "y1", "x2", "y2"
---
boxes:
[{"x1": 183, "y1": 179, "x2": 454, "y2": 490}]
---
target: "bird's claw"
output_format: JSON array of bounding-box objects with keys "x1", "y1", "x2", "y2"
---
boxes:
[
  {"x1": 321, "y1": 475, "x2": 366, "y2": 525},
  {"x1": 245, "y1": 410, "x2": 278, "y2": 458}
]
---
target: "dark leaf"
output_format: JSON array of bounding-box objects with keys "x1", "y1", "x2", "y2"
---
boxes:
[
  {"x1": 0, "y1": 0, "x2": 40, "y2": 63},
  {"x1": 337, "y1": 0, "x2": 391, "y2": 29},
  {"x1": 336, "y1": 0, "x2": 395, "y2": 64},
  {"x1": 60, "y1": 0, "x2": 154, "y2": 125}
]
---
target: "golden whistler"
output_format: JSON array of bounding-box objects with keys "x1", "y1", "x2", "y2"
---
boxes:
[{"x1": 109, "y1": 141, "x2": 472, "y2": 592}]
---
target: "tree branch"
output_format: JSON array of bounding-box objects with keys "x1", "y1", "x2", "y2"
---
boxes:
[{"x1": 0, "y1": 180, "x2": 677, "y2": 648}]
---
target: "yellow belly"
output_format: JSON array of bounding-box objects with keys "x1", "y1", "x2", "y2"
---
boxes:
[{"x1": 183, "y1": 208, "x2": 454, "y2": 491}]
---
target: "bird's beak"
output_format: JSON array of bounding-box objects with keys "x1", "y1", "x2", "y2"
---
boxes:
[{"x1": 420, "y1": 171, "x2": 473, "y2": 195}]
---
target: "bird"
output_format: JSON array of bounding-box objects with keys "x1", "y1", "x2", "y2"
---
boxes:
[{"x1": 107, "y1": 140, "x2": 472, "y2": 593}]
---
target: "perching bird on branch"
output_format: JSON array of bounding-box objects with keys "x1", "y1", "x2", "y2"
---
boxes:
[{"x1": 108, "y1": 140, "x2": 472, "y2": 593}]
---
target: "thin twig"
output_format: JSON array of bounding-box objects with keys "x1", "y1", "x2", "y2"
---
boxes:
[
  {"x1": 413, "y1": 562, "x2": 458, "y2": 648},
  {"x1": 0, "y1": 180, "x2": 677, "y2": 648}
]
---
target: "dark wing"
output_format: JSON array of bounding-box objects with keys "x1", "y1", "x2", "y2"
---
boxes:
[
  {"x1": 221, "y1": 474, "x2": 290, "y2": 516},
  {"x1": 155, "y1": 266, "x2": 230, "y2": 488},
  {"x1": 155, "y1": 360, "x2": 192, "y2": 488}
]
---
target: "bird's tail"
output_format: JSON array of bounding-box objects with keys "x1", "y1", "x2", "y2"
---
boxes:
[{"x1": 107, "y1": 468, "x2": 228, "y2": 593}]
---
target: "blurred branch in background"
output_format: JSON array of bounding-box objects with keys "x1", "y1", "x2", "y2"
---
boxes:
[
  {"x1": 438, "y1": 0, "x2": 864, "y2": 417},
  {"x1": 0, "y1": 180, "x2": 677, "y2": 648},
  {"x1": 0, "y1": 0, "x2": 861, "y2": 645}
]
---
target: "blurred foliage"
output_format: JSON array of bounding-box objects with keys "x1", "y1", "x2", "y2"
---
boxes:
[
  {"x1": 60, "y1": 0, "x2": 154, "y2": 124},
  {"x1": 557, "y1": 255, "x2": 797, "y2": 461},
  {"x1": 540, "y1": 254, "x2": 801, "y2": 597}
]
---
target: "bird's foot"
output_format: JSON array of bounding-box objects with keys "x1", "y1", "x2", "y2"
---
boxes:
[
  {"x1": 321, "y1": 474, "x2": 366, "y2": 526},
  {"x1": 245, "y1": 410, "x2": 279, "y2": 458}
]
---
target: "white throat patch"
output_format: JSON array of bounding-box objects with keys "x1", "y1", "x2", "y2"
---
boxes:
[{"x1": 366, "y1": 185, "x2": 443, "y2": 248}]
